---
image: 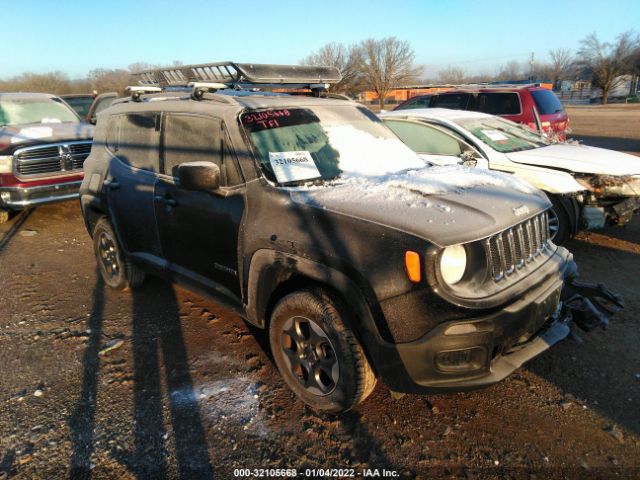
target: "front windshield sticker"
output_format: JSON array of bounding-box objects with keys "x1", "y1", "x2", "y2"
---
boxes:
[
  {"x1": 481, "y1": 129, "x2": 509, "y2": 142},
  {"x1": 11, "y1": 126, "x2": 53, "y2": 143},
  {"x1": 269, "y1": 151, "x2": 321, "y2": 183}
]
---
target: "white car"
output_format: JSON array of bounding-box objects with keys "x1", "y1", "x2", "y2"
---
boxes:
[{"x1": 380, "y1": 108, "x2": 640, "y2": 244}]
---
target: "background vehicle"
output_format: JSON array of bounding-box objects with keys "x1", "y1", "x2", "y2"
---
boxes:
[
  {"x1": 394, "y1": 85, "x2": 570, "y2": 140},
  {"x1": 80, "y1": 62, "x2": 613, "y2": 413},
  {"x1": 61, "y1": 92, "x2": 118, "y2": 124},
  {"x1": 0, "y1": 92, "x2": 93, "y2": 223},
  {"x1": 381, "y1": 108, "x2": 640, "y2": 245}
]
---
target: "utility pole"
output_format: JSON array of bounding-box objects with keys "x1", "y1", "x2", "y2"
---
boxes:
[{"x1": 529, "y1": 52, "x2": 535, "y2": 81}]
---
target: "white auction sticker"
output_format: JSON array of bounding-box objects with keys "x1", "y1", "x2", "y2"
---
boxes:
[
  {"x1": 269, "y1": 151, "x2": 321, "y2": 183},
  {"x1": 481, "y1": 129, "x2": 509, "y2": 142}
]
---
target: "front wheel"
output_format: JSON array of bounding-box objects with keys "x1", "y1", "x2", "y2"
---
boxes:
[
  {"x1": 547, "y1": 194, "x2": 578, "y2": 246},
  {"x1": 269, "y1": 288, "x2": 377, "y2": 413},
  {"x1": 93, "y1": 217, "x2": 145, "y2": 290}
]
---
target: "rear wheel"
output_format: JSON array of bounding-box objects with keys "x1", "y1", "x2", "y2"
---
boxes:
[
  {"x1": 547, "y1": 194, "x2": 577, "y2": 246},
  {"x1": 93, "y1": 217, "x2": 145, "y2": 290},
  {"x1": 269, "y1": 288, "x2": 376, "y2": 413}
]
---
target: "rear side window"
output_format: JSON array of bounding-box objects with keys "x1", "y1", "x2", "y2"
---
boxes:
[
  {"x1": 431, "y1": 93, "x2": 471, "y2": 110},
  {"x1": 531, "y1": 90, "x2": 564, "y2": 115},
  {"x1": 385, "y1": 120, "x2": 462, "y2": 156},
  {"x1": 118, "y1": 113, "x2": 161, "y2": 172},
  {"x1": 397, "y1": 96, "x2": 431, "y2": 110},
  {"x1": 476, "y1": 93, "x2": 521, "y2": 115}
]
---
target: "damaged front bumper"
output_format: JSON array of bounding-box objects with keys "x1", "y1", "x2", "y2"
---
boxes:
[
  {"x1": 381, "y1": 255, "x2": 623, "y2": 393},
  {"x1": 576, "y1": 175, "x2": 640, "y2": 228}
]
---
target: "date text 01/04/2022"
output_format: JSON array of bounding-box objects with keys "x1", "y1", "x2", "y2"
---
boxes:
[{"x1": 233, "y1": 467, "x2": 400, "y2": 477}]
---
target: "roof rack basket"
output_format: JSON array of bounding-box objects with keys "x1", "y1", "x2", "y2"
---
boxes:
[{"x1": 133, "y1": 62, "x2": 341, "y2": 90}]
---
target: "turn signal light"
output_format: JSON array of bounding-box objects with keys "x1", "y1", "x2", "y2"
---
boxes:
[{"x1": 404, "y1": 251, "x2": 421, "y2": 283}]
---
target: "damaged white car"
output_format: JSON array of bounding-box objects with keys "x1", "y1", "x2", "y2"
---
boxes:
[{"x1": 381, "y1": 108, "x2": 640, "y2": 244}]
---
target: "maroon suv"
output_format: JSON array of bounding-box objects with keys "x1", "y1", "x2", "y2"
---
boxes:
[
  {"x1": 394, "y1": 85, "x2": 570, "y2": 140},
  {"x1": 0, "y1": 92, "x2": 93, "y2": 223}
]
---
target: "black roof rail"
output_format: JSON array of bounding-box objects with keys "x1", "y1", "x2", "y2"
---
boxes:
[{"x1": 132, "y1": 61, "x2": 342, "y2": 91}]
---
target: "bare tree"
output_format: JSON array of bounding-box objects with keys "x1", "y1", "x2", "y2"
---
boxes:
[
  {"x1": 0, "y1": 71, "x2": 72, "y2": 94},
  {"x1": 301, "y1": 43, "x2": 362, "y2": 94},
  {"x1": 87, "y1": 68, "x2": 131, "y2": 95},
  {"x1": 437, "y1": 66, "x2": 465, "y2": 84},
  {"x1": 356, "y1": 37, "x2": 423, "y2": 109},
  {"x1": 496, "y1": 60, "x2": 522, "y2": 81},
  {"x1": 576, "y1": 31, "x2": 640, "y2": 104},
  {"x1": 549, "y1": 48, "x2": 573, "y2": 89}
]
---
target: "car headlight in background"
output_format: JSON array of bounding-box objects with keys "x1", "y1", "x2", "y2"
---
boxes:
[
  {"x1": 0, "y1": 156, "x2": 12, "y2": 174},
  {"x1": 440, "y1": 244, "x2": 467, "y2": 285}
]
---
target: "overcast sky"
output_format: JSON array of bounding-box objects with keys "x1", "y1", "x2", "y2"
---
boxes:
[{"x1": 3, "y1": 0, "x2": 637, "y2": 78}]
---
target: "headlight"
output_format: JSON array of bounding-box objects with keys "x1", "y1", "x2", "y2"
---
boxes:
[
  {"x1": 440, "y1": 245, "x2": 467, "y2": 285},
  {"x1": 0, "y1": 156, "x2": 12, "y2": 174}
]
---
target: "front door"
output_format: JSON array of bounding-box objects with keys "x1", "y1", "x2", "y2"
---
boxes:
[{"x1": 154, "y1": 113, "x2": 245, "y2": 300}]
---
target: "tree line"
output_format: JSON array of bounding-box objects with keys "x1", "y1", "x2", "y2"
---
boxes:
[{"x1": 1, "y1": 32, "x2": 639, "y2": 108}]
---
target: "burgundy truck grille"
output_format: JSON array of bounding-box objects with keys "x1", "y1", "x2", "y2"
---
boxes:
[{"x1": 13, "y1": 141, "x2": 92, "y2": 179}]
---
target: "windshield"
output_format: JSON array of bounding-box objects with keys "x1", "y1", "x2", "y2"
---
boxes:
[
  {"x1": 455, "y1": 116, "x2": 550, "y2": 153},
  {"x1": 0, "y1": 96, "x2": 79, "y2": 127},
  {"x1": 241, "y1": 106, "x2": 425, "y2": 185}
]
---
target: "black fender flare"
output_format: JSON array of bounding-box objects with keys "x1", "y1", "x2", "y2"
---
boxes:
[{"x1": 244, "y1": 249, "x2": 409, "y2": 383}]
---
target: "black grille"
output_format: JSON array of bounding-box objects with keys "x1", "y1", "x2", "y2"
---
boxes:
[
  {"x1": 14, "y1": 142, "x2": 92, "y2": 179},
  {"x1": 486, "y1": 211, "x2": 551, "y2": 282}
]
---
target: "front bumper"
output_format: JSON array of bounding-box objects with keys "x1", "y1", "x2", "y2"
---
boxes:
[
  {"x1": 0, "y1": 180, "x2": 82, "y2": 209},
  {"x1": 376, "y1": 247, "x2": 574, "y2": 393}
]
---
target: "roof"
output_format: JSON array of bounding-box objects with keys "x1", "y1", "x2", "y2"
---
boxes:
[
  {"x1": 381, "y1": 108, "x2": 494, "y2": 122},
  {"x1": 114, "y1": 89, "x2": 356, "y2": 110}
]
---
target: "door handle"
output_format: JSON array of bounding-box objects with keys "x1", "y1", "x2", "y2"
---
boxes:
[
  {"x1": 105, "y1": 179, "x2": 120, "y2": 190},
  {"x1": 154, "y1": 195, "x2": 177, "y2": 207}
]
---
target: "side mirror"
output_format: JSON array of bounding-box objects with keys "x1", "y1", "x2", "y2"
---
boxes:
[
  {"x1": 177, "y1": 162, "x2": 220, "y2": 192},
  {"x1": 89, "y1": 117, "x2": 97, "y2": 125}
]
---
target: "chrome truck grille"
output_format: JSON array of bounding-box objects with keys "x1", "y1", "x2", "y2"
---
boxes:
[
  {"x1": 485, "y1": 211, "x2": 551, "y2": 282},
  {"x1": 13, "y1": 141, "x2": 92, "y2": 179}
]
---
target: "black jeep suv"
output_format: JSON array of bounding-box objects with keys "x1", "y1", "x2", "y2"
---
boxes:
[{"x1": 79, "y1": 63, "x2": 605, "y2": 413}]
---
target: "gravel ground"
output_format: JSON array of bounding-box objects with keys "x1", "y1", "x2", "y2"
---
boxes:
[{"x1": 0, "y1": 109, "x2": 639, "y2": 479}]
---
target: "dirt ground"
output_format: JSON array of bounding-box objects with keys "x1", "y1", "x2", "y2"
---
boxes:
[
  {"x1": 566, "y1": 104, "x2": 640, "y2": 155},
  {"x1": 1, "y1": 108, "x2": 639, "y2": 479}
]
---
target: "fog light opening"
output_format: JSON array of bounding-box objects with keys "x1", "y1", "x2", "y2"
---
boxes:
[{"x1": 435, "y1": 347, "x2": 486, "y2": 373}]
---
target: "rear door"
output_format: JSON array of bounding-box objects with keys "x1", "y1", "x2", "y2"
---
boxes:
[
  {"x1": 106, "y1": 112, "x2": 163, "y2": 261},
  {"x1": 154, "y1": 113, "x2": 245, "y2": 300}
]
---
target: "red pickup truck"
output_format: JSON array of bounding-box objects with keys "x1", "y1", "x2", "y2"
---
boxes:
[{"x1": 0, "y1": 92, "x2": 93, "y2": 223}]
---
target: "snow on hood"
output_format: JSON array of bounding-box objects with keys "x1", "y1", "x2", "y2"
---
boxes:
[
  {"x1": 290, "y1": 165, "x2": 549, "y2": 247},
  {"x1": 507, "y1": 144, "x2": 640, "y2": 176}
]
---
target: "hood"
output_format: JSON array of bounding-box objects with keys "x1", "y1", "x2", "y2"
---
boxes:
[
  {"x1": 0, "y1": 122, "x2": 94, "y2": 154},
  {"x1": 507, "y1": 144, "x2": 640, "y2": 176},
  {"x1": 289, "y1": 165, "x2": 551, "y2": 247}
]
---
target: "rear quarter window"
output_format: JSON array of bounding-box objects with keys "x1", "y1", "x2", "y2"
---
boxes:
[{"x1": 531, "y1": 90, "x2": 564, "y2": 115}]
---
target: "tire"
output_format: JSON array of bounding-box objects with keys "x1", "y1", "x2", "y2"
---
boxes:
[
  {"x1": 93, "y1": 217, "x2": 145, "y2": 290},
  {"x1": 269, "y1": 288, "x2": 377, "y2": 413},
  {"x1": 0, "y1": 209, "x2": 8, "y2": 224},
  {"x1": 547, "y1": 194, "x2": 577, "y2": 246}
]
